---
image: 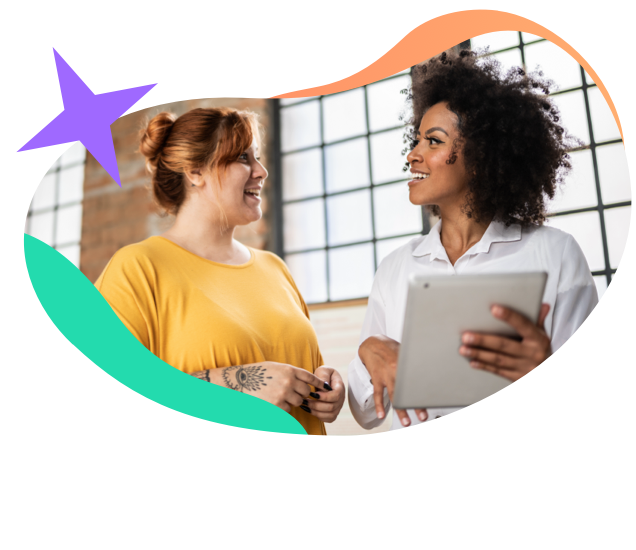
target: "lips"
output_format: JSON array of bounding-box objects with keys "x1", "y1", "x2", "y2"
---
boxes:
[
  {"x1": 244, "y1": 187, "x2": 262, "y2": 202},
  {"x1": 408, "y1": 172, "x2": 430, "y2": 186}
]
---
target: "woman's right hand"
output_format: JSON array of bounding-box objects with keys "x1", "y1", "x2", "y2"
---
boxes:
[
  {"x1": 214, "y1": 361, "x2": 330, "y2": 413},
  {"x1": 358, "y1": 336, "x2": 428, "y2": 427}
]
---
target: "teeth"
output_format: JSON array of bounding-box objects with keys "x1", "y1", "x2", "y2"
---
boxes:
[
  {"x1": 244, "y1": 189, "x2": 260, "y2": 196},
  {"x1": 412, "y1": 173, "x2": 429, "y2": 179}
]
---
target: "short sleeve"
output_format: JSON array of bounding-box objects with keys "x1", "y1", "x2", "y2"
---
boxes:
[
  {"x1": 551, "y1": 234, "x2": 599, "y2": 352},
  {"x1": 94, "y1": 249, "x2": 158, "y2": 351}
]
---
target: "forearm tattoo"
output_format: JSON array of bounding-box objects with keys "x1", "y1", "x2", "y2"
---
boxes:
[
  {"x1": 222, "y1": 365, "x2": 272, "y2": 392},
  {"x1": 191, "y1": 370, "x2": 210, "y2": 382}
]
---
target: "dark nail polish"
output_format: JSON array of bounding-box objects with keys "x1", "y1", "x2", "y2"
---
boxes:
[
  {"x1": 302, "y1": 399, "x2": 309, "y2": 406},
  {"x1": 300, "y1": 405, "x2": 311, "y2": 413},
  {"x1": 323, "y1": 382, "x2": 333, "y2": 392},
  {"x1": 310, "y1": 392, "x2": 320, "y2": 399}
]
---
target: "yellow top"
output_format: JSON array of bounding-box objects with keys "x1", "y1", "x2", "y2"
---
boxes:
[{"x1": 95, "y1": 236, "x2": 326, "y2": 435}]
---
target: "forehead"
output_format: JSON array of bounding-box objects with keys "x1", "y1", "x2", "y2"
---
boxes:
[{"x1": 419, "y1": 102, "x2": 459, "y2": 132}]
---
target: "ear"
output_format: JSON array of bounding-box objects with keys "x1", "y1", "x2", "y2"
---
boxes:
[{"x1": 185, "y1": 168, "x2": 204, "y2": 188}]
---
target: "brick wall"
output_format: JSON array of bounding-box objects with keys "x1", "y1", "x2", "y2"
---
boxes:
[{"x1": 80, "y1": 98, "x2": 274, "y2": 282}]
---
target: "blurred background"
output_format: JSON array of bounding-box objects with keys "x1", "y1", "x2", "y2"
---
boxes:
[{"x1": 25, "y1": 33, "x2": 630, "y2": 435}]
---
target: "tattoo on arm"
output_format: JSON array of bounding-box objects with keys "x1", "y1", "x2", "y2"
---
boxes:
[
  {"x1": 191, "y1": 370, "x2": 210, "y2": 382},
  {"x1": 222, "y1": 365, "x2": 273, "y2": 392}
]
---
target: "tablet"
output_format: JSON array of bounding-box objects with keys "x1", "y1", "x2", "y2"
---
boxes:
[{"x1": 392, "y1": 271, "x2": 548, "y2": 409}]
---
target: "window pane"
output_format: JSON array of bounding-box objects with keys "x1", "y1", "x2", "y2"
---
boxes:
[
  {"x1": 29, "y1": 211, "x2": 55, "y2": 246},
  {"x1": 367, "y1": 75, "x2": 411, "y2": 132},
  {"x1": 551, "y1": 90, "x2": 590, "y2": 145},
  {"x1": 55, "y1": 204, "x2": 83, "y2": 246},
  {"x1": 522, "y1": 33, "x2": 543, "y2": 44},
  {"x1": 282, "y1": 148, "x2": 323, "y2": 201},
  {"x1": 57, "y1": 244, "x2": 81, "y2": 267},
  {"x1": 547, "y1": 211, "x2": 605, "y2": 271},
  {"x1": 285, "y1": 250, "x2": 328, "y2": 304},
  {"x1": 604, "y1": 206, "x2": 631, "y2": 269},
  {"x1": 376, "y1": 235, "x2": 417, "y2": 266},
  {"x1": 281, "y1": 100, "x2": 321, "y2": 152},
  {"x1": 597, "y1": 143, "x2": 630, "y2": 205},
  {"x1": 327, "y1": 190, "x2": 373, "y2": 246},
  {"x1": 31, "y1": 171, "x2": 57, "y2": 211},
  {"x1": 593, "y1": 275, "x2": 607, "y2": 299},
  {"x1": 324, "y1": 138, "x2": 370, "y2": 193},
  {"x1": 58, "y1": 164, "x2": 84, "y2": 205},
  {"x1": 373, "y1": 182, "x2": 422, "y2": 238},
  {"x1": 585, "y1": 72, "x2": 594, "y2": 85},
  {"x1": 370, "y1": 128, "x2": 408, "y2": 184},
  {"x1": 471, "y1": 31, "x2": 519, "y2": 52},
  {"x1": 322, "y1": 89, "x2": 367, "y2": 143},
  {"x1": 491, "y1": 48, "x2": 523, "y2": 75},
  {"x1": 280, "y1": 97, "x2": 314, "y2": 106},
  {"x1": 549, "y1": 149, "x2": 597, "y2": 213},
  {"x1": 329, "y1": 243, "x2": 375, "y2": 301},
  {"x1": 524, "y1": 40, "x2": 581, "y2": 92},
  {"x1": 283, "y1": 199, "x2": 325, "y2": 252},
  {"x1": 60, "y1": 143, "x2": 86, "y2": 167},
  {"x1": 588, "y1": 86, "x2": 621, "y2": 143}
]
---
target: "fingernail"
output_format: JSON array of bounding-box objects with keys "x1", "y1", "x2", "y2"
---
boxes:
[
  {"x1": 300, "y1": 405, "x2": 311, "y2": 413},
  {"x1": 470, "y1": 361, "x2": 479, "y2": 368},
  {"x1": 323, "y1": 382, "x2": 333, "y2": 391},
  {"x1": 492, "y1": 305, "x2": 503, "y2": 316},
  {"x1": 459, "y1": 346, "x2": 470, "y2": 356},
  {"x1": 377, "y1": 410, "x2": 385, "y2": 419},
  {"x1": 418, "y1": 412, "x2": 426, "y2": 421},
  {"x1": 310, "y1": 392, "x2": 320, "y2": 399},
  {"x1": 462, "y1": 333, "x2": 474, "y2": 344},
  {"x1": 302, "y1": 399, "x2": 308, "y2": 406},
  {"x1": 401, "y1": 417, "x2": 410, "y2": 427}
]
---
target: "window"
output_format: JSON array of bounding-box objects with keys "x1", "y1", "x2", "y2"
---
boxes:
[
  {"x1": 471, "y1": 32, "x2": 630, "y2": 298},
  {"x1": 25, "y1": 143, "x2": 86, "y2": 267},
  {"x1": 277, "y1": 70, "x2": 426, "y2": 304}
]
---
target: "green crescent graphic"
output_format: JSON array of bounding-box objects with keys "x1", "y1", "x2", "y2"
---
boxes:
[{"x1": 24, "y1": 234, "x2": 307, "y2": 435}]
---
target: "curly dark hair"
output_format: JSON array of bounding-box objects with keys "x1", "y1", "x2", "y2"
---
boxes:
[{"x1": 405, "y1": 49, "x2": 581, "y2": 226}]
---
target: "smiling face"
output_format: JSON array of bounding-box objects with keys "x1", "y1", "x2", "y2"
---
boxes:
[
  {"x1": 200, "y1": 139, "x2": 268, "y2": 227},
  {"x1": 406, "y1": 102, "x2": 469, "y2": 211}
]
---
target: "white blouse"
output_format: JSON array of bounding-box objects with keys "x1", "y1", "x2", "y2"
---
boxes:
[{"x1": 347, "y1": 219, "x2": 599, "y2": 430}]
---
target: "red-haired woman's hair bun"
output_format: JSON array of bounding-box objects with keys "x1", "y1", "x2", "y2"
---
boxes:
[{"x1": 139, "y1": 111, "x2": 176, "y2": 169}]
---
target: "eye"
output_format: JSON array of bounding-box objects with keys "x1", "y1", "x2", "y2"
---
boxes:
[
  {"x1": 425, "y1": 137, "x2": 443, "y2": 145},
  {"x1": 238, "y1": 152, "x2": 249, "y2": 161}
]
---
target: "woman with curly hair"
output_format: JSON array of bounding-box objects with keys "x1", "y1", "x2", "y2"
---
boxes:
[
  {"x1": 95, "y1": 107, "x2": 346, "y2": 435},
  {"x1": 347, "y1": 49, "x2": 598, "y2": 430}
]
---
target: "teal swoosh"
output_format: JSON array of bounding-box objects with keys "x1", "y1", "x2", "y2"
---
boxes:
[{"x1": 24, "y1": 234, "x2": 306, "y2": 435}]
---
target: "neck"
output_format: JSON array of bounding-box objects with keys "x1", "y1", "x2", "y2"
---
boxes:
[
  {"x1": 438, "y1": 204, "x2": 491, "y2": 264},
  {"x1": 161, "y1": 199, "x2": 246, "y2": 264}
]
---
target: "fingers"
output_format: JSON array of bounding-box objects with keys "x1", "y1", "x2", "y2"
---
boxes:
[
  {"x1": 470, "y1": 360, "x2": 520, "y2": 382},
  {"x1": 491, "y1": 305, "x2": 542, "y2": 340},
  {"x1": 373, "y1": 383, "x2": 386, "y2": 420},
  {"x1": 395, "y1": 408, "x2": 411, "y2": 427},
  {"x1": 294, "y1": 367, "x2": 330, "y2": 391},
  {"x1": 461, "y1": 332, "x2": 523, "y2": 357},
  {"x1": 459, "y1": 345, "x2": 519, "y2": 369},
  {"x1": 414, "y1": 408, "x2": 428, "y2": 422}
]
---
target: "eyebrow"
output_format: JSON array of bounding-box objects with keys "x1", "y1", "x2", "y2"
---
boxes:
[{"x1": 424, "y1": 126, "x2": 449, "y2": 137}]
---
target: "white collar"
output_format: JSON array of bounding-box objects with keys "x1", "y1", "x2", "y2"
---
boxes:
[{"x1": 412, "y1": 219, "x2": 522, "y2": 262}]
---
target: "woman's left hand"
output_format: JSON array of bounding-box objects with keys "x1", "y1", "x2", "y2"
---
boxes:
[
  {"x1": 459, "y1": 304, "x2": 552, "y2": 382},
  {"x1": 304, "y1": 366, "x2": 346, "y2": 423}
]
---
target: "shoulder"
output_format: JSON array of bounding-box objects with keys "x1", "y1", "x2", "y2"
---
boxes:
[
  {"x1": 524, "y1": 224, "x2": 593, "y2": 289},
  {"x1": 96, "y1": 238, "x2": 165, "y2": 287}
]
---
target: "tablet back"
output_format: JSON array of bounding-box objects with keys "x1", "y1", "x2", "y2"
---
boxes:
[{"x1": 392, "y1": 272, "x2": 548, "y2": 409}]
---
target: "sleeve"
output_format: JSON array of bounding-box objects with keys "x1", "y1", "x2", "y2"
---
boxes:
[
  {"x1": 347, "y1": 269, "x2": 392, "y2": 430},
  {"x1": 94, "y1": 249, "x2": 157, "y2": 351},
  {"x1": 550, "y1": 234, "x2": 599, "y2": 352}
]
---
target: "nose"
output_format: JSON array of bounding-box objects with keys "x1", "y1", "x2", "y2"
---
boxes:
[
  {"x1": 406, "y1": 141, "x2": 423, "y2": 167},
  {"x1": 253, "y1": 160, "x2": 268, "y2": 181}
]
